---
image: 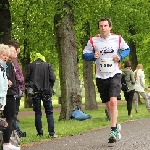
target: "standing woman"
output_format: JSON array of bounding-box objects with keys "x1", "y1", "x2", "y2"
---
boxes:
[
  {"x1": 133, "y1": 64, "x2": 148, "y2": 113},
  {"x1": 3, "y1": 45, "x2": 20, "y2": 150},
  {"x1": 122, "y1": 60, "x2": 135, "y2": 118}
]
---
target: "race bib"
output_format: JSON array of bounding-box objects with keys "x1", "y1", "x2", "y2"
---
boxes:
[{"x1": 99, "y1": 58, "x2": 114, "y2": 72}]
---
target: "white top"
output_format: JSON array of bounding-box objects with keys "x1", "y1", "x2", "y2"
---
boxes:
[
  {"x1": 0, "y1": 65, "x2": 8, "y2": 110},
  {"x1": 134, "y1": 69, "x2": 145, "y2": 92},
  {"x1": 83, "y1": 34, "x2": 129, "y2": 79}
]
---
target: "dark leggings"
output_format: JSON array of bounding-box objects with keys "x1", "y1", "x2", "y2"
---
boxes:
[
  {"x1": 15, "y1": 96, "x2": 21, "y2": 117},
  {"x1": 124, "y1": 90, "x2": 135, "y2": 116},
  {"x1": 3, "y1": 95, "x2": 16, "y2": 143}
]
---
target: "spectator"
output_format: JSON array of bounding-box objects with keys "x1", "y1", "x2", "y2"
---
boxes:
[
  {"x1": 122, "y1": 60, "x2": 135, "y2": 119},
  {"x1": 25, "y1": 53, "x2": 58, "y2": 138},
  {"x1": 0, "y1": 44, "x2": 10, "y2": 110},
  {"x1": 133, "y1": 64, "x2": 149, "y2": 113},
  {"x1": 8, "y1": 40, "x2": 25, "y2": 122},
  {"x1": 3, "y1": 44, "x2": 20, "y2": 150}
]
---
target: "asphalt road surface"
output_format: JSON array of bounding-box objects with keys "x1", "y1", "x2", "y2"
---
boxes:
[{"x1": 21, "y1": 117, "x2": 150, "y2": 150}]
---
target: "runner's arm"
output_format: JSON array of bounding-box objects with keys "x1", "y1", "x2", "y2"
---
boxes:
[
  {"x1": 118, "y1": 37, "x2": 130, "y2": 61},
  {"x1": 82, "y1": 40, "x2": 96, "y2": 61}
]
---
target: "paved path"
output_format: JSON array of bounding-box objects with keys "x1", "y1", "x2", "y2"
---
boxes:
[{"x1": 21, "y1": 118, "x2": 150, "y2": 150}]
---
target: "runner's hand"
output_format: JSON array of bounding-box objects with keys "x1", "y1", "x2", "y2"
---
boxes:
[
  {"x1": 113, "y1": 54, "x2": 120, "y2": 62},
  {"x1": 94, "y1": 51, "x2": 100, "y2": 58}
]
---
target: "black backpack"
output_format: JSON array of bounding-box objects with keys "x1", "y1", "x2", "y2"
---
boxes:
[{"x1": 121, "y1": 74, "x2": 129, "y2": 92}]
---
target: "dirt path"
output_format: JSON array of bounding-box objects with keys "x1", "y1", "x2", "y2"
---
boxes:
[{"x1": 18, "y1": 100, "x2": 126, "y2": 118}]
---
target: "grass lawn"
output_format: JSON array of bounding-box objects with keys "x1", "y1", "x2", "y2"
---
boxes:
[
  {"x1": 19, "y1": 98, "x2": 150, "y2": 146},
  {"x1": 19, "y1": 91, "x2": 126, "y2": 111}
]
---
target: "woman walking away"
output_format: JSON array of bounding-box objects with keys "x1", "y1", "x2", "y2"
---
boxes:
[
  {"x1": 122, "y1": 60, "x2": 135, "y2": 119},
  {"x1": 133, "y1": 64, "x2": 148, "y2": 113}
]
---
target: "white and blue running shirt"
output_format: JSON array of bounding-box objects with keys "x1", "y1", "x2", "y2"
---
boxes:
[{"x1": 83, "y1": 33, "x2": 130, "y2": 79}]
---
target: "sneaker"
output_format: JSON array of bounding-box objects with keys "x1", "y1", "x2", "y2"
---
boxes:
[
  {"x1": 116, "y1": 124, "x2": 121, "y2": 132},
  {"x1": 116, "y1": 132, "x2": 121, "y2": 141},
  {"x1": 49, "y1": 134, "x2": 58, "y2": 138},
  {"x1": 108, "y1": 130, "x2": 121, "y2": 144},
  {"x1": 3, "y1": 143, "x2": 20, "y2": 150},
  {"x1": 108, "y1": 130, "x2": 117, "y2": 143}
]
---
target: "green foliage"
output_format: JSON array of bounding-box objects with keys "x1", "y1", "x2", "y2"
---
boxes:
[
  {"x1": 9, "y1": 0, "x2": 57, "y2": 67},
  {"x1": 8, "y1": 0, "x2": 150, "y2": 82}
]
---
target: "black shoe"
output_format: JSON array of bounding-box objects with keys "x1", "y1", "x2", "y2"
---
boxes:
[
  {"x1": 37, "y1": 133, "x2": 43, "y2": 137},
  {"x1": 19, "y1": 132, "x2": 26, "y2": 137}
]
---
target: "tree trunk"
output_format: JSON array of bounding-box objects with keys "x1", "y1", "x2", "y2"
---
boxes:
[
  {"x1": 54, "y1": 2, "x2": 82, "y2": 120},
  {"x1": 128, "y1": 25, "x2": 138, "y2": 71},
  {"x1": 23, "y1": 39, "x2": 32, "y2": 108},
  {"x1": 0, "y1": 0, "x2": 11, "y2": 44},
  {"x1": 22, "y1": 15, "x2": 32, "y2": 108},
  {"x1": 83, "y1": 61, "x2": 98, "y2": 110},
  {"x1": 129, "y1": 39, "x2": 138, "y2": 71},
  {"x1": 81, "y1": 22, "x2": 98, "y2": 110}
]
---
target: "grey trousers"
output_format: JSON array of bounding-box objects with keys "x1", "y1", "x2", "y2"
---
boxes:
[{"x1": 133, "y1": 91, "x2": 150, "y2": 111}]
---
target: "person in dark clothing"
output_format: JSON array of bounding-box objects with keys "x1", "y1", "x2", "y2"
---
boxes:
[
  {"x1": 122, "y1": 60, "x2": 135, "y2": 119},
  {"x1": 8, "y1": 40, "x2": 25, "y2": 122},
  {"x1": 25, "y1": 53, "x2": 58, "y2": 138},
  {"x1": 3, "y1": 47, "x2": 20, "y2": 150}
]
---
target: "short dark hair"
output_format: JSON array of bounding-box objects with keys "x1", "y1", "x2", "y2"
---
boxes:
[
  {"x1": 8, "y1": 40, "x2": 20, "y2": 50},
  {"x1": 124, "y1": 60, "x2": 131, "y2": 68},
  {"x1": 98, "y1": 18, "x2": 112, "y2": 29}
]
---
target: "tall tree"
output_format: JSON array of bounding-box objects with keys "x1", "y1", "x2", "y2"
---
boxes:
[
  {"x1": 0, "y1": 0, "x2": 11, "y2": 44},
  {"x1": 81, "y1": 22, "x2": 98, "y2": 110},
  {"x1": 128, "y1": 25, "x2": 138, "y2": 71},
  {"x1": 54, "y1": 1, "x2": 82, "y2": 120}
]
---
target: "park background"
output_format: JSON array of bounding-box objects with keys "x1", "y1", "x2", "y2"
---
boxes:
[
  {"x1": 1, "y1": 0, "x2": 150, "y2": 119},
  {"x1": 1, "y1": 1, "x2": 150, "y2": 146}
]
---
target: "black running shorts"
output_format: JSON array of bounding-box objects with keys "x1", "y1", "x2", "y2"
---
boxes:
[{"x1": 96, "y1": 73, "x2": 121, "y2": 103}]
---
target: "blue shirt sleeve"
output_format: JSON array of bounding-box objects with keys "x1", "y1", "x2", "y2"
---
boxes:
[
  {"x1": 118, "y1": 48, "x2": 130, "y2": 61},
  {"x1": 82, "y1": 53, "x2": 96, "y2": 61}
]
